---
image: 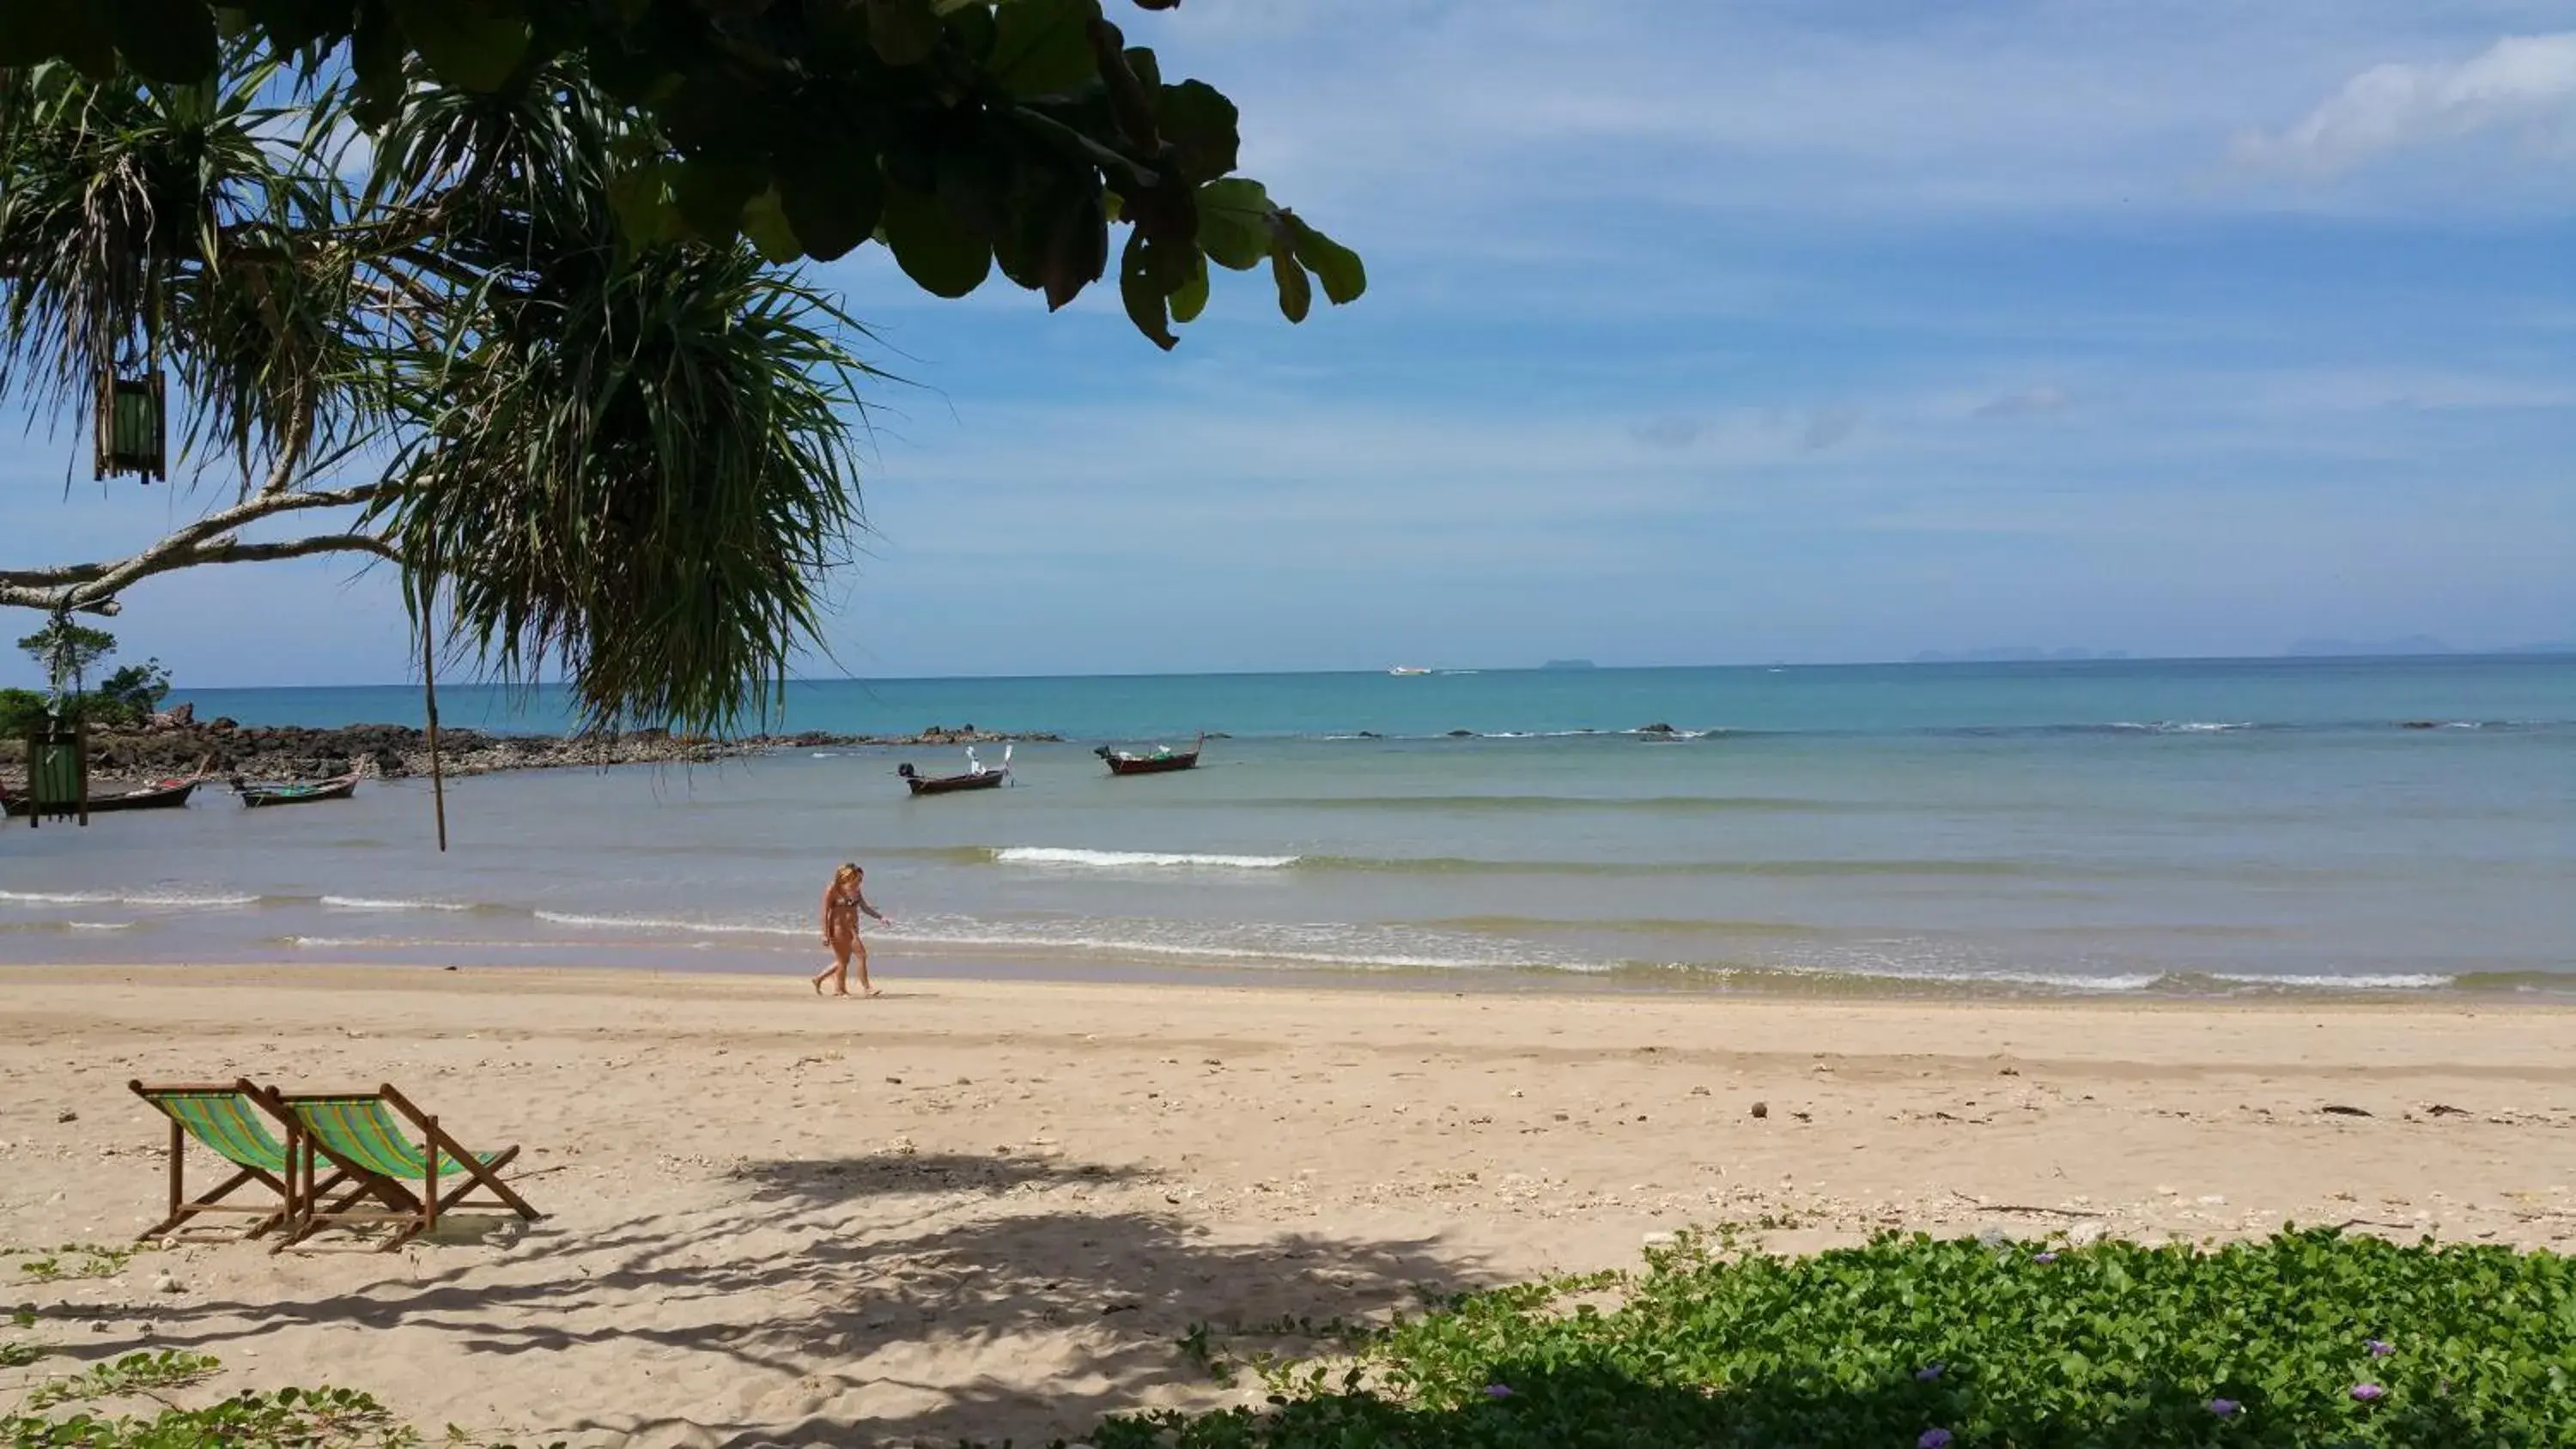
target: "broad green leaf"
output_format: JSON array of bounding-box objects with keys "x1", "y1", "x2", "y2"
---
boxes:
[
  {"x1": 1288, "y1": 216, "x2": 1366, "y2": 305},
  {"x1": 1119, "y1": 231, "x2": 1177, "y2": 349},
  {"x1": 607, "y1": 161, "x2": 683, "y2": 244},
  {"x1": 349, "y1": 0, "x2": 406, "y2": 125},
  {"x1": 1157, "y1": 79, "x2": 1239, "y2": 183},
  {"x1": 1193, "y1": 178, "x2": 1271, "y2": 270},
  {"x1": 882, "y1": 180, "x2": 992, "y2": 297},
  {"x1": 384, "y1": 0, "x2": 532, "y2": 92},
  {"x1": 107, "y1": 0, "x2": 219, "y2": 84},
  {"x1": 987, "y1": 0, "x2": 1101, "y2": 97},
  {"x1": 1169, "y1": 252, "x2": 1209, "y2": 324},
  {"x1": 777, "y1": 149, "x2": 885, "y2": 263},
  {"x1": 0, "y1": 4, "x2": 113, "y2": 75},
  {"x1": 740, "y1": 187, "x2": 802, "y2": 265},
  {"x1": 1038, "y1": 184, "x2": 1106, "y2": 309},
  {"x1": 1270, "y1": 241, "x2": 1312, "y2": 324},
  {"x1": 238, "y1": 0, "x2": 353, "y2": 52},
  {"x1": 865, "y1": 0, "x2": 942, "y2": 66},
  {"x1": 673, "y1": 154, "x2": 766, "y2": 246}
]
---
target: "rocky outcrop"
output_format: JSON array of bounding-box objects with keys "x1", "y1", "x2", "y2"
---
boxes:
[{"x1": 0, "y1": 720, "x2": 1064, "y2": 785}]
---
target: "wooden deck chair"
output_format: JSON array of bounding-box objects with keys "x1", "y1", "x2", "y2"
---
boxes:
[
  {"x1": 126, "y1": 1080, "x2": 357, "y2": 1242},
  {"x1": 266, "y1": 1083, "x2": 540, "y2": 1252}
]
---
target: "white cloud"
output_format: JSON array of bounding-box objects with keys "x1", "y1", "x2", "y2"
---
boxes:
[{"x1": 2233, "y1": 33, "x2": 2576, "y2": 176}]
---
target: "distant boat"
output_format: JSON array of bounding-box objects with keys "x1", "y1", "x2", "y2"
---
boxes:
[
  {"x1": 1096, "y1": 733, "x2": 1203, "y2": 776},
  {"x1": 2, "y1": 775, "x2": 203, "y2": 817},
  {"x1": 234, "y1": 773, "x2": 361, "y2": 808},
  {"x1": 1388, "y1": 665, "x2": 1433, "y2": 676},
  {"x1": 898, "y1": 745, "x2": 1012, "y2": 796}
]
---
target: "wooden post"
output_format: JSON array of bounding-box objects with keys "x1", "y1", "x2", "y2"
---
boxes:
[
  {"x1": 167, "y1": 1119, "x2": 183, "y2": 1222},
  {"x1": 421, "y1": 554, "x2": 448, "y2": 852},
  {"x1": 423, "y1": 1116, "x2": 440, "y2": 1233}
]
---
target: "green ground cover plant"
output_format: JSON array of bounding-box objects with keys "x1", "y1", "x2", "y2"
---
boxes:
[{"x1": 1078, "y1": 1228, "x2": 2576, "y2": 1449}]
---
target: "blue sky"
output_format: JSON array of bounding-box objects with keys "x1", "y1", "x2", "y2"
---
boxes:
[{"x1": 3, "y1": 1, "x2": 2572, "y2": 687}]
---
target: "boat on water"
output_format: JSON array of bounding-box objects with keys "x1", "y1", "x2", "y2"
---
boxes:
[
  {"x1": 1388, "y1": 665, "x2": 1433, "y2": 676},
  {"x1": 898, "y1": 744, "x2": 1012, "y2": 797},
  {"x1": 1095, "y1": 733, "x2": 1203, "y2": 776},
  {"x1": 233, "y1": 773, "x2": 361, "y2": 808},
  {"x1": 2, "y1": 776, "x2": 203, "y2": 818}
]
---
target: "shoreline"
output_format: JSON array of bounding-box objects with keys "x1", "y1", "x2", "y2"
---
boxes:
[{"x1": 8, "y1": 964, "x2": 2576, "y2": 1446}]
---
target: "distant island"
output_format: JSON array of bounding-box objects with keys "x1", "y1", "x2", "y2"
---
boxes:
[
  {"x1": 1911, "y1": 647, "x2": 2130, "y2": 664},
  {"x1": 1541, "y1": 658, "x2": 1598, "y2": 670}
]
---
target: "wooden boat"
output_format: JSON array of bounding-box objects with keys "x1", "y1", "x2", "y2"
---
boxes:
[
  {"x1": 1095, "y1": 734, "x2": 1204, "y2": 776},
  {"x1": 2, "y1": 776, "x2": 201, "y2": 817},
  {"x1": 898, "y1": 745, "x2": 1011, "y2": 797},
  {"x1": 233, "y1": 773, "x2": 361, "y2": 808}
]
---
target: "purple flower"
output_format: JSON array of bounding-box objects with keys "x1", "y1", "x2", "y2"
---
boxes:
[
  {"x1": 2351, "y1": 1383, "x2": 2385, "y2": 1403},
  {"x1": 2207, "y1": 1398, "x2": 2240, "y2": 1417},
  {"x1": 2033, "y1": 1252, "x2": 2058, "y2": 1264},
  {"x1": 1919, "y1": 1431, "x2": 1953, "y2": 1449},
  {"x1": 1915, "y1": 1363, "x2": 1945, "y2": 1382},
  {"x1": 1482, "y1": 1384, "x2": 1513, "y2": 1400},
  {"x1": 2365, "y1": 1338, "x2": 2394, "y2": 1358}
]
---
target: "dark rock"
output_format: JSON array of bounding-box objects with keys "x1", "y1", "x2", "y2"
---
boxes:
[
  {"x1": 1638, "y1": 722, "x2": 1678, "y2": 734},
  {"x1": 1446, "y1": 729, "x2": 1474, "y2": 737},
  {"x1": 1750, "y1": 1100, "x2": 1769, "y2": 1119}
]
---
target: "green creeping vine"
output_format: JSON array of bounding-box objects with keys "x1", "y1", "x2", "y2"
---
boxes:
[{"x1": 1060, "y1": 1228, "x2": 2576, "y2": 1449}]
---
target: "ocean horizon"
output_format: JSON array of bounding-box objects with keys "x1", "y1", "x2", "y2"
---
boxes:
[{"x1": 6, "y1": 654, "x2": 2570, "y2": 999}]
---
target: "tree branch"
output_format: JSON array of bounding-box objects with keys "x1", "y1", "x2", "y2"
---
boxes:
[{"x1": 0, "y1": 482, "x2": 392, "y2": 614}]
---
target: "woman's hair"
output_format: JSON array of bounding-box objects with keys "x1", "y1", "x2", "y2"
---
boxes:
[{"x1": 835, "y1": 862, "x2": 860, "y2": 880}]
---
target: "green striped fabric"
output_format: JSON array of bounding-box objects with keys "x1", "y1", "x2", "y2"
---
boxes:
[
  {"x1": 288, "y1": 1097, "x2": 497, "y2": 1182},
  {"x1": 154, "y1": 1092, "x2": 289, "y2": 1173}
]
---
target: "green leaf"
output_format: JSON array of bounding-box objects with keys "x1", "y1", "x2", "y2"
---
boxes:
[
  {"x1": 1119, "y1": 230, "x2": 1178, "y2": 349},
  {"x1": 1037, "y1": 182, "x2": 1106, "y2": 309},
  {"x1": 384, "y1": 0, "x2": 532, "y2": 92},
  {"x1": 987, "y1": 0, "x2": 1102, "y2": 97},
  {"x1": 1157, "y1": 79, "x2": 1239, "y2": 183},
  {"x1": 349, "y1": 0, "x2": 406, "y2": 125},
  {"x1": 1288, "y1": 216, "x2": 1366, "y2": 305},
  {"x1": 740, "y1": 187, "x2": 802, "y2": 264},
  {"x1": 106, "y1": 0, "x2": 220, "y2": 84},
  {"x1": 777, "y1": 149, "x2": 886, "y2": 263},
  {"x1": 0, "y1": 3, "x2": 118, "y2": 78},
  {"x1": 607, "y1": 161, "x2": 683, "y2": 244},
  {"x1": 865, "y1": 0, "x2": 942, "y2": 66},
  {"x1": 673, "y1": 154, "x2": 767, "y2": 246},
  {"x1": 882, "y1": 180, "x2": 993, "y2": 297},
  {"x1": 1169, "y1": 251, "x2": 1209, "y2": 324},
  {"x1": 1193, "y1": 178, "x2": 1271, "y2": 270},
  {"x1": 1270, "y1": 240, "x2": 1312, "y2": 324}
]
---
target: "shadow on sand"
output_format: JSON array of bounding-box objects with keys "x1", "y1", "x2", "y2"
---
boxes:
[{"x1": 103, "y1": 1151, "x2": 1493, "y2": 1447}]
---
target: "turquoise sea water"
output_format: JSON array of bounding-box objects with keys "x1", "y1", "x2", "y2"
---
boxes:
[{"x1": 4, "y1": 657, "x2": 2570, "y2": 997}]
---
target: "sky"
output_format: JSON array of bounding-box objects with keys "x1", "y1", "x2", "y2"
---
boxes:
[{"x1": 3, "y1": 1, "x2": 2572, "y2": 688}]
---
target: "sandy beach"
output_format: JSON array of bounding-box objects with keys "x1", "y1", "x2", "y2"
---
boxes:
[{"x1": 6, "y1": 964, "x2": 2576, "y2": 1447}]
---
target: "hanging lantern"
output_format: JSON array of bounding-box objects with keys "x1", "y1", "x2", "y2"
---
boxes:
[{"x1": 94, "y1": 371, "x2": 167, "y2": 483}]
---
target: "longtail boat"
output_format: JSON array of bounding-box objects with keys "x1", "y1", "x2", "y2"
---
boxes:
[
  {"x1": 1, "y1": 776, "x2": 202, "y2": 817},
  {"x1": 898, "y1": 744, "x2": 1012, "y2": 797},
  {"x1": 1095, "y1": 733, "x2": 1204, "y2": 777},
  {"x1": 233, "y1": 773, "x2": 361, "y2": 808}
]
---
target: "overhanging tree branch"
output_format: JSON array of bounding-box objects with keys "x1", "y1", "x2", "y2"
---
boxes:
[{"x1": 0, "y1": 482, "x2": 388, "y2": 615}]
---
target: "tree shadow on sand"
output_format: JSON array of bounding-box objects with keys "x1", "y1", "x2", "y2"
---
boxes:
[{"x1": 117, "y1": 1151, "x2": 1498, "y2": 1448}]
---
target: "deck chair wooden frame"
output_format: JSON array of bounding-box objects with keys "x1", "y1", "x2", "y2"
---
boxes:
[
  {"x1": 265, "y1": 1082, "x2": 540, "y2": 1252},
  {"x1": 126, "y1": 1079, "x2": 361, "y2": 1242}
]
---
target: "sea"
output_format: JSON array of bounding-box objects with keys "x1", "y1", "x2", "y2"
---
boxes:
[{"x1": 3, "y1": 656, "x2": 2570, "y2": 999}]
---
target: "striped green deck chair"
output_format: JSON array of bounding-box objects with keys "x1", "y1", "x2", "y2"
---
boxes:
[
  {"x1": 268, "y1": 1083, "x2": 538, "y2": 1251},
  {"x1": 126, "y1": 1080, "x2": 357, "y2": 1242}
]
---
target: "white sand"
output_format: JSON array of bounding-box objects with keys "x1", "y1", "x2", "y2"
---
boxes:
[{"x1": 5, "y1": 964, "x2": 2574, "y2": 1446}]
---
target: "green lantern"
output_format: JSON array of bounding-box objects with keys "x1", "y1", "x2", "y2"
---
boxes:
[{"x1": 94, "y1": 372, "x2": 167, "y2": 482}]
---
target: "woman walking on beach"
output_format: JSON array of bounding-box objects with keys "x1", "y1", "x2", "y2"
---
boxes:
[{"x1": 812, "y1": 862, "x2": 890, "y2": 997}]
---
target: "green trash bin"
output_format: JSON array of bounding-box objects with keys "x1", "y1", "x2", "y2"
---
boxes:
[{"x1": 22, "y1": 720, "x2": 88, "y2": 827}]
